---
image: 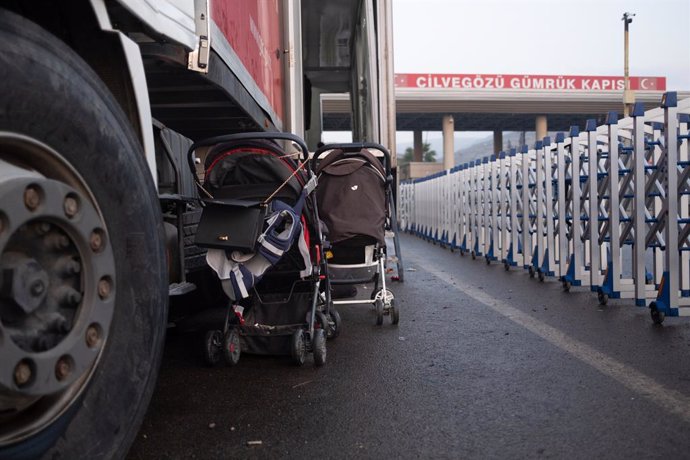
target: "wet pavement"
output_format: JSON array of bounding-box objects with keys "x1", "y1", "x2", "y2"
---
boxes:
[{"x1": 128, "y1": 233, "x2": 690, "y2": 459}]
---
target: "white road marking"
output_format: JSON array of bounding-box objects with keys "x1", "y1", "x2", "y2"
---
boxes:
[{"x1": 420, "y1": 262, "x2": 690, "y2": 423}]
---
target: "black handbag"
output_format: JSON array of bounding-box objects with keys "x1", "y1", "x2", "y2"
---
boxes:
[{"x1": 194, "y1": 199, "x2": 269, "y2": 252}]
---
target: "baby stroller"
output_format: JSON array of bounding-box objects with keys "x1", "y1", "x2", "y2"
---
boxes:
[
  {"x1": 313, "y1": 142, "x2": 401, "y2": 326},
  {"x1": 187, "y1": 132, "x2": 334, "y2": 367}
]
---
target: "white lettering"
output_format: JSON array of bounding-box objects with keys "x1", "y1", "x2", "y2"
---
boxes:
[
  {"x1": 416, "y1": 76, "x2": 427, "y2": 88},
  {"x1": 582, "y1": 79, "x2": 591, "y2": 90},
  {"x1": 567, "y1": 79, "x2": 576, "y2": 89},
  {"x1": 461, "y1": 77, "x2": 472, "y2": 88},
  {"x1": 510, "y1": 77, "x2": 520, "y2": 89}
]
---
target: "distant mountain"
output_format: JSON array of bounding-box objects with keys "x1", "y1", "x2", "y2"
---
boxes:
[
  {"x1": 397, "y1": 131, "x2": 559, "y2": 167},
  {"x1": 456, "y1": 132, "x2": 557, "y2": 165}
]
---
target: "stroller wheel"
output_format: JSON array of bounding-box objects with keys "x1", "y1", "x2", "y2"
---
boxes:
[
  {"x1": 374, "y1": 299, "x2": 384, "y2": 326},
  {"x1": 291, "y1": 329, "x2": 306, "y2": 366},
  {"x1": 327, "y1": 309, "x2": 342, "y2": 339},
  {"x1": 223, "y1": 328, "x2": 241, "y2": 366},
  {"x1": 203, "y1": 330, "x2": 223, "y2": 366},
  {"x1": 390, "y1": 300, "x2": 400, "y2": 325},
  {"x1": 315, "y1": 311, "x2": 329, "y2": 336},
  {"x1": 312, "y1": 329, "x2": 327, "y2": 367},
  {"x1": 371, "y1": 288, "x2": 394, "y2": 302}
]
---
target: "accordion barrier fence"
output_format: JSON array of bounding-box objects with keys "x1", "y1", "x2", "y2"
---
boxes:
[{"x1": 398, "y1": 92, "x2": 690, "y2": 324}]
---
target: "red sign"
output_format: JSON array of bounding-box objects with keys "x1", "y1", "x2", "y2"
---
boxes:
[
  {"x1": 395, "y1": 73, "x2": 666, "y2": 91},
  {"x1": 212, "y1": 0, "x2": 284, "y2": 121}
]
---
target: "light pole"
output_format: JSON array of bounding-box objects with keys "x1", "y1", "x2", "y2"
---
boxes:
[{"x1": 622, "y1": 12, "x2": 635, "y2": 117}]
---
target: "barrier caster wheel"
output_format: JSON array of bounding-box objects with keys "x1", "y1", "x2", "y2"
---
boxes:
[
  {"x1": 597, "y1": 290, "x2": 608, "y2": 306},
  {"x1": 504, "y1": 262, "x2": 510, "y2": 271},
  {"x1": 563, "y1": 281, "x2": 571, "y2": 292},
  {"x1": 204, "y1": 330, "x2": 223, "y2": 366},
  {"x1": 528, "y1": 266, "x2": 535, "y2": 278},
  {"x1": 312, "y1": 329, "x2": 327, "y2": 367},
  {"x1": 460, "y1": 249, "x2": 465, "y2": 256},
  {"x1": 375, "y1": 299, "x2": 384, "y2": 326},
  {"x1": 538, "y1": 271, "x2": 545, "y2": 282},
  {"x1": 223, "y1": 329, "x2": 241, "y2": 366},
  {"x1": 327, "y1": 309, "x2": 342, "y2": 339},
  {"x1": 291, "y1": 329, "x2": 306, "y2": 365},
  {"x1": 471, "y1": 251, "x2": 476, "y2": 260},
  {"x1": 650, "y1": 304, "x2": 665, "y2": 325},
  {"x1": 486, "y1": 257, "x2": 491, "y2": 265}
]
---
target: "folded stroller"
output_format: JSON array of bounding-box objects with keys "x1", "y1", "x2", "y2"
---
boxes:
[
  {"x1": 313, "y1": 142, "x2": 401, "y2": 326},
  {"x1": 187, "y1": 132, "x2": 335, "y2": 367}
]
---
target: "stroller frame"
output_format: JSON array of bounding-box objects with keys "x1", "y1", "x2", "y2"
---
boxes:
[
  {"x1": 187, "y1": 132, "x2": 334, "y2": 366},
  {"x1": 313, "y1": 142, "x2": 403, "y2": 326}
]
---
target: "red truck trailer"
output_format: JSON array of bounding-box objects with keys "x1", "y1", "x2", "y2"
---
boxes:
[{"x1": 0, "y1": 1, "x2": 395, "y2": 457}]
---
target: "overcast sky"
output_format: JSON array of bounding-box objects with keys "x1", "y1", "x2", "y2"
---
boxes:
[
  {"x1": 393, "y1": 0, "x2": 690, "y2": 89},
  {"x1": 325, "y1": 0, "x2": 690, "y2": 146}
]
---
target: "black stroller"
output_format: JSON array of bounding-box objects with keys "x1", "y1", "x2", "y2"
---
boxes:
[
  {"x1": 187, "y1": 133, "x2": 335, "y2": 366},
  {"x1": 313, "y1": 142, "x2": 402, "y2": 326}
]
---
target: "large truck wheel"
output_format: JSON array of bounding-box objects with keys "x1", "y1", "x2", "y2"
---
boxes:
[{"x1": 0, "y1": 8, "x2": 167, "y2": 459}]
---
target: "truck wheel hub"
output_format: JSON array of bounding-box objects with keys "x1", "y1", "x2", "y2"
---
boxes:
[{"x1": 0, "y1": 134, "x2": 116, "y2": 445}]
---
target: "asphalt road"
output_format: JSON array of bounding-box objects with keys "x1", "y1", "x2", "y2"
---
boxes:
[{"x1": 127, "y1": 233, "x2": 690, "y2": 459}]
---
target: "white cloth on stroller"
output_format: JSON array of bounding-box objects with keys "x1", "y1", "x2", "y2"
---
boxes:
[{"x1": 206, "y1": 202, "x2": 312, "y2": 301}]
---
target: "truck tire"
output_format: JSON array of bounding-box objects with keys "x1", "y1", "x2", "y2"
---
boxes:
[{"x1": 0, "y1": 8, "x2": 167, "y2": 459}]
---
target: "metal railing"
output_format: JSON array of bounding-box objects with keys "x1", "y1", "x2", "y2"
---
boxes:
[{"x1": 399, "y1": 92, "x2": 690, "y2": 324}]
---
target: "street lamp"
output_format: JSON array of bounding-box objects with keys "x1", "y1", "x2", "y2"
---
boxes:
[{"x1": 622, "y1": 12, "x2": 635, "y2": 117}]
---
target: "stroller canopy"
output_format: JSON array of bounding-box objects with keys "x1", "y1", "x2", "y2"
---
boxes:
[
  {"x1": 204, "y1": 139, "x2": 306, "y2": 205},
  {"x1": 316, "y1": 148, "x2": 387, "y2": 245}
]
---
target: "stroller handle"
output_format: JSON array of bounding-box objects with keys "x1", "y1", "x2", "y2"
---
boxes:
[
  {"x1": 186, "y1": 132, "x2": 310, "y2": 178},
  {"x1": 312, "y1": 142, "x2": 392, "y2": 177}
]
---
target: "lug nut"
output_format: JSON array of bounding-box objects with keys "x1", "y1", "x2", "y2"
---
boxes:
[
  {"x1": 86, "y1": 325, "x2": 101, "y2": 348},
  {"x1": 63, "y1": 196, "x2": 79, "y2": 218},
  {"x1": 90, "y1": 230, "x2": 105, "y2": 252},
  {"x1": 55, "y1": 357, "x2": 72, "y2": 381},
  {"x1": 98, "y1": 278, "x2": 112, "y2": 299},
  {"x1": 30, "y1": 280, "x2": 46, "y2": 297},
  {"x1": 24, "y1": 186, "x2": 41, "y2": 211},
  {"x1": 58, "y1": 286, "x2": 82, "y2": 306},
  {"x1": 56, "y1": 256, "x2": 81, "y2": 276},
  {"x1": 44, "y1": 233, "x2": 70, "y2": 250},
  {"x1": 14, "y1": 361, "x2": 32, "y2": 387},
  {"x1": 34, "y1": 222, "x2": 51, "y2": 235}
]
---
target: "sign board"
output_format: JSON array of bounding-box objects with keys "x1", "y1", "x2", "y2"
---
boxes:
[{"x1": 395, "y1": 73, "x2": 666, "y2": 91}]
